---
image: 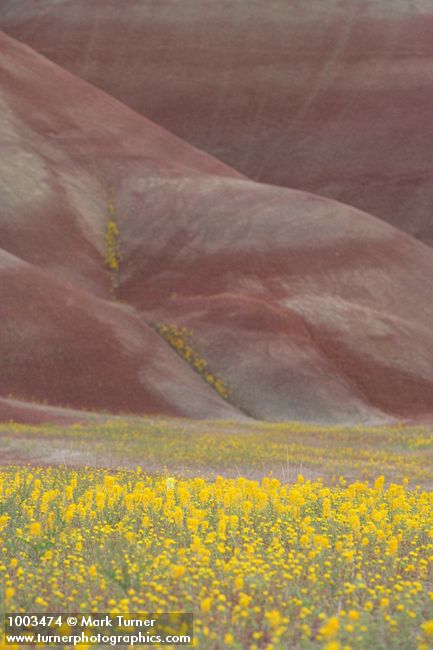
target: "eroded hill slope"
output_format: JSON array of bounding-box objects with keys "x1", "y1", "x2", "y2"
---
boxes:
[
  {"x1": 1, "y1": 1, "x2": 433, "y2": 243},
  {"x1": 1, "y1": 32, "x2": 433, "y2": 423}
]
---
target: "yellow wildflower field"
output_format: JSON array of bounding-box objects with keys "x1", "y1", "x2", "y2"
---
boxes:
[
  {"x1": 1, "y1": 462, "x2": 433, "y2": 649},
  {"x1": 1, "y1": 418, "x2": 433, "y2": 486}
]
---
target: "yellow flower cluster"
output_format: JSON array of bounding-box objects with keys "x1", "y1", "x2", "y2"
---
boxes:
[
  {"x1": 156, "y1": 324, "x2": 231, "y2": 400},
  {"x1": 104, "y1": 189, "x2": 121, "y2": 282},
  {"x1": 105, "y1": 219, "x2": 120, "y2": 271},
  {"x1": 1, "y1": 468, "x2": 433, "y2": 649}
]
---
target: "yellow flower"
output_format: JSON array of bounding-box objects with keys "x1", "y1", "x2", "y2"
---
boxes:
[
  {"x1": 88, "y1": 565, "x2": 97, "y2": 578},
  {"x1": 104, "y1": 475, "x2": 116, "y2": 489},
  {"x1": 171, "y1": 565, "x2": 186, "y2": 579},
  {"x1": 319, "y1": 617, "x2": 340, "y2": 639},
  {"x1": 29, "y1": 522, "x2": 41, "y2": 537},
  {"x1": 239, "y1": 593, "x2": 252, "y2": 608},
  {"x1": 265, "y1": 610, "x2": 283, "y2": 628},
  {"x1": 0, "y1": 515, "x2": 10, "y2": 530},
  {"x1": 421, "y1": 621, "x2": 433, "y2": 637},
  {"x1": 201, "y1": 598, "x2": 212, "y2": 613},
  {"x1": 374, "y1": 476, "x2": 385, "y2": 491},
  {"x1": 388, "y1": 538, "x2": 398, "y2": 555}
]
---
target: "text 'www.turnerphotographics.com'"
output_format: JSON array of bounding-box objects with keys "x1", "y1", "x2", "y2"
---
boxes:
[{"x1": 5, "y1": 613, "x2": 193, "y2": 646}]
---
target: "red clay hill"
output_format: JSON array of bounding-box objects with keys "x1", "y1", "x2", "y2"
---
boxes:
[
  {"x1": 1, "y1": 31, "x2": 433, "y2": 424},
  {"x1": 1, "y1": 1, "x2": 433, "y2": 245}
]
